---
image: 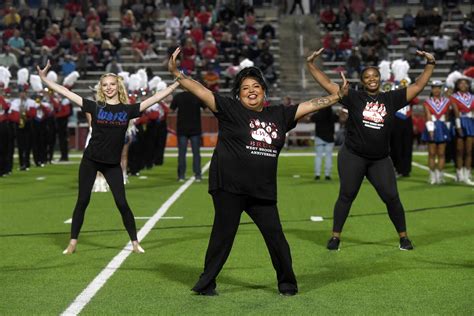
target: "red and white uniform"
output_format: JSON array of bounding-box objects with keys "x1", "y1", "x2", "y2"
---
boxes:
[
  {"x1": 423, "y1": 96, "x2": 451, "y2": 121},
  {"x1": 450, "y1": 91, "x2": 474, "y2": 117}
]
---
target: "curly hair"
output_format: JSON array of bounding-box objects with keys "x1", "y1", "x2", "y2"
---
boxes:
[
  {"x1": 231, "y1": 66, "x2": 268, "y2": 99},
  {"x1": 96, "y1": 73, "x2": 129, "y2": 104},
  {"x1": 454, "y1": 78, "x2": 472, "y2": 93}
]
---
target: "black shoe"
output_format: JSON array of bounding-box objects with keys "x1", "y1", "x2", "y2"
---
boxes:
[
  {"x1": 279, "y1": 289, "x2": 297, "y2": 296},
  {"x1": 325, "y1": 176, "x2": 331, "y2": 180},
  {"x1": 399, "y1": 237, "x2": 414, "y2": 251},
  {"x1": 314, "y1": 175, "x2": 320, "y2": 180},
  {"x1": 327, "y1": 237, "x2": 340, "y2": 251},
  {"x1": 194, "y1": 288, "x2": 218, "y2": 296}
]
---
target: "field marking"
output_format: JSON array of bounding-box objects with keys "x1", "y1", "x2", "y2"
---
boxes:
[
  {"x1": 61, "y1": 161, "x2": 211, "y2": 316},
  {"x1": 64, "y1": 218, "x2": 72, "y2": 224},
  {"x1": 134, "y1": 216, "x2": 183, "y2": 220},
  {"x1": 411, "y1": 162, "x2": 456, "y2": 179}
]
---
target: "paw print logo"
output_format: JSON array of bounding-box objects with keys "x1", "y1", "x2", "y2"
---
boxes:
[{"x1": 249, "y1": 119, "x2": 279, "y2": 144}]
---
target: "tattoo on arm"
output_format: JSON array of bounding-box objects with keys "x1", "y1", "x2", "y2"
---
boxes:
[{"x1": 310, "y1": 97, "x2": 331, "y2": 108}]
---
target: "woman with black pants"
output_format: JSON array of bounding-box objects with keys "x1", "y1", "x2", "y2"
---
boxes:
[
  {"x1": 307, "y1": 48, "x2": 436, "y2": 251},
  {"x1": 169, "y1": 47, "x2": 348, "y2": 296},
  {"x1": 38, "y1": 60, "x2": 179, "y2": 254}
]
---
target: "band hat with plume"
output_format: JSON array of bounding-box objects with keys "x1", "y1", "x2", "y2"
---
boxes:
[
  {"x1": 63, "y1": 71, "x2": 80, "y2": 88},
  {"x1": 118, "y1": 71, "x2": 130, "y2": 87},
  {"x1": 391, "y1": 59, "x2": 410, "y2": 82},
  {"x1": 0, "y1": 66, "x2": 12, "y2": 87},
  {"x1": 378, "y1": 60, "x2": 391, "y2": 82},
  {"x1": 17, "y1": 68, "x2": 29, "y2": 86},
  {"x1": 46, "y1": 70, "x2": 58, "y2": 83},
  {"x1": 446, "y1": 70, "x2": 470, "y2": 89},
  {"x1": 30, "y1": 75, "x2": 43, "y2": 92}
]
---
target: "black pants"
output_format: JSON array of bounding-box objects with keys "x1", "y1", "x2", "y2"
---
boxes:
[
  {"x1": 332, "y1": 146, "x2": 407, "y2": 233},
  {"x1": 45, "y1": 117, "x2": 56, "y2": 163},
  {"x1": 56, "y1": 117, "x2": 69, "y2": 160},
  {"x1": 289, "y1": 0, "x2": 304, "y2": 14},
  {"x1": 390, "y1": 117, "x2": 413, "y2": 176},
  {"x1": 16, "y1": 122, "x2": 32, "y2": 169},
  {"x1": 70, "y1": 156, "x2": 138, "y2": 240},
  {"x1": 0, "y1": 121, "x2": 9, "y2": 175},
  {"x1": 6, "y1": 122, "x2": 15, "y2": 173},
  {"x1": 153, "y1": 121, "x2": 168, "y2": 166},
  {"x1": 128, "y1": 125, "x2": 146, "y2": 174},
  {"x1": 192, "y1": 190, "x2": 298, "y2": 293},
  {"x1": 32, "y1": 120, "x2": 47, "y2": 166},
  {"x1": 144, "y1": 122, "x2": 158, "y2": 169}
]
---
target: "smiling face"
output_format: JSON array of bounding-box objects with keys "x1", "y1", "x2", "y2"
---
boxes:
[
  {"x1": 100, "y1": 75, "x2": 119, "y2": 102},
  {"x1": 457, "y1": 79, "x2": 470, "y2": 93},
  {"x1": 238, "y1": 77, "x2": 265, "y2": 111},
  {"x1": 431, "y1": 86, "x2": 442, "y2": 97},
  {"x1": 361, "y1": 68, "x2": 381, "y2": 94}
]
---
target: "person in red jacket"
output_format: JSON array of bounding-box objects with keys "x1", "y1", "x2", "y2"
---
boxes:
[
  {"x1": 52, "y1": 91, "x2": 72, "y2": 161},
  {"x1": 9, "y1": 88, "x2": 36, "y2": 170},
  {"x1": 0, "y1": 88, "x2": 11, "y2": 176}
]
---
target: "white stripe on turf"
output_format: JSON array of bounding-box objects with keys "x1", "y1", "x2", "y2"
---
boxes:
[
  {"x1": 64, "y1": 218, "x2": 72, "y2": 224},
  {"x1": 134, "y1": 216, "x2": 183, "y2": 220},
  {"x1": 61, "y1": 161, "x2": 211, "y2": 316},
  {"x1": 411, "y1": 161, "x2": 456, "y2": 179}
]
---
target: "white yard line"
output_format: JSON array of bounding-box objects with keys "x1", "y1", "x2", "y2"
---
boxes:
[
  {"x1": 411, "y1": 161, "x2": 456, "y2": 179},
  {"x1": 61, "y1": 161, "x2": 211, "y2": 316},
  {"x1": 64, "y1": 218, "x2": 72, "y2": 224},
  {"x1": 134, "y1": 216, "x2": 183, "y2": 220}
]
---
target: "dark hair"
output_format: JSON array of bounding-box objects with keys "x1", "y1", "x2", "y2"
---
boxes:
[
  {"x1": 360, "y1": 66, "x2": 381, "y2": 79},
  {"x1": 232, "y1": 66, "x2": 268, "y2": 99},
  {"x1": 454, "y1": 78, "x2": 471, "y2": 92}
]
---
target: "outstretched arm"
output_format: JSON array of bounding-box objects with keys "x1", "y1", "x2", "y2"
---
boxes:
[
  {"x1": 406, "y1": 51, "x2": 435, "y2": 102},
  {"x1": 295, "y1": 72, "x2": 349, "y2": 120},
  {"x1": 139, "y1": 81, "x2": 179, "y2": 112},
  {"x1": 306, "y1": 48, "x2": 340, "y2": 95},
  {"x1": 168, "y1": 47, "x2": 217, "y2": 112},
  {"x1": 37, "y1": 60, "x2": 83, "y2": 107}
]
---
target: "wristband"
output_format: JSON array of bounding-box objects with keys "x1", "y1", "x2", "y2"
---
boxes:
[
  {"x1": 173, "y1": 70, "x2": 184, "y2": 82},
  {"x1": 455, "y1": 118, "x2": 461, "y2": 129},
  {"x1": 425, "y1": 121, "x2": 435, "y2": 132},
  {"x1": 426, "y1": 60, "x2": 436, "y2": 65}
]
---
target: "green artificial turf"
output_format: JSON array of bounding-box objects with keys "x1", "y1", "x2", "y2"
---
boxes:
[{"x1": 0, "y1": 153, "x2": 472, "y2": 315}]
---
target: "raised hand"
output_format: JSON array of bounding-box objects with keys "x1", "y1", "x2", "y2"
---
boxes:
[
  {"x1": 338, "y1": 71, "x2": 349, "y2": 98},
  {"x1": 416, "y1": 50, "x2": 435, "y2": 63},
  {"x1": 168, "y1": 47, "x2": 181, "y2": 77},
  {"x1": 306, "y1": 48, "x2": 324, "y2": 64},
  {"x1": 36, "y1": 60, "x2": 51, "y2": 80}
]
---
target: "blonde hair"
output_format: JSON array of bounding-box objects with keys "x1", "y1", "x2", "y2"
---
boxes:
[{"x1": 96, "y1": 73, "x2": 129, "y2": 104}]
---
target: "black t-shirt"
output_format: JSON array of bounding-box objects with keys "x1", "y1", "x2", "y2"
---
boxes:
[
  {"x1": 310, "y1": 107, "x2": 338, "y2": 143},
  {"x1": 341, "y1": 88, "x2": 407, "y2": 159},
  {"x1": 170, "y1": 91, "x2": 205, "y2": 136},
  {"x1": 82, "y1": 99, "x2": 140, "y2": 164},
  {"x1": 209, "y1": 94, "x2": 299, "y2": 201}
]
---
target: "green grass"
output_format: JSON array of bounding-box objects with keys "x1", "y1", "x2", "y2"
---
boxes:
[{"x1": 0, "y1": 153, "x2": 473, "y2": 315}]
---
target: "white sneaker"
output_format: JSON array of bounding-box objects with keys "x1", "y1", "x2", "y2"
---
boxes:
[
  {"x1": 463, "y1": 168, "x2": 472, "y2": 182},
  {"x1": 123, "y1": 173, "x2": 129, "y2": 185},
  {"x1": 436, "y1": 170, "x2": 445, "y2": 184},
  {"x1": 456, "y1": 169, "x2": 464, "y2": 182},
  {"x1": 429, "y1": 170, "x2": 437, "y2": 185}
]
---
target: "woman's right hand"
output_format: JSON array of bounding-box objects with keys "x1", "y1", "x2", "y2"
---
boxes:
[
  {"x1": 168, "y1": 47, "x2": 181, "y2": 77},
  {"x1": 36, "y1": 60, "x2": 51, "y2": 80},
  {"x1": 306, "y1": 48, "x2": 324, "y2": 64},
  {"x1": 338, "y1": 71, "x2": 349, "y2": 98}
]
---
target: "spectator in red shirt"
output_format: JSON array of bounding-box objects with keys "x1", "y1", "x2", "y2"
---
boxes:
[
  {"x1": 190, "y1": 23, "x2": 204, "y2": 45},
  {"x1": 41, "y1": 29, "x2": 58, "y2": 50},
  {"x1": 65, "y1": 0, "x2": 82, "y2": 18},
  {"x1": 385, "y1": 15, "x2": 400, "y2": 45},
  {"x1": 86, "y1": 8, "x2": 101, "y2": 25},
  {"x1": 131, "y1": 33, "x2": 150, "y2": 62},
  {"x1": 211, "y1": 23, "x2": 223, "y2": 44},
  {"x1": 120, "y1": 9, "x2": 136, "y2": 38},
  {"x1": 202, "y1": 63, "x2": 220, "y2": 92},
  {"x1": 338, "y1": 30, "x2": 353, "y2": 58},
  {"x1": 84, "y1": 38, "x2": 99, "y2": 69},
  {"x1": 320, "y1": 6, "x2": 337, "y2": 31},
  {"x1": 86, "y1": 19, "x2": 102, "y2": 40},
  {"x1": 197, "y1": 5, "x2": 211, "y2": 31},
  {"x1": 200, "y1": 37, "x2": 218, "y2": 61},
  {"x1": 463, "y1": 46, "x2": 474, "y2": 67}
]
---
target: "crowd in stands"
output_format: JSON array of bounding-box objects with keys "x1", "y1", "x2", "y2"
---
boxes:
[{"x1": 318, "y1": 0, "x2": 474, "y2": 79}]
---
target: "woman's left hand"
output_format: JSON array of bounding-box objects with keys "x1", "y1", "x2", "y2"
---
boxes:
[
  {"x1": 338, "y1": 71, "x2": 349, "y2": 98},
  {"x1": 168, "y1": 47, "x2": 181, "y2": 77},
  {"x1": 416, "y1": 50, "x2": 435, "y2": 63}
]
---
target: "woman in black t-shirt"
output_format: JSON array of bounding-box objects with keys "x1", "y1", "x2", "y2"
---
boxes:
[
  {"x1": 37, "y1": 60, "x2": 179, "y2": 254},
  {"x1": 169, "y1": 47, "x2": 348, "y2": 296},
  {"x1": 307, "y1": 48, "x2": 436, "y2": 251}
]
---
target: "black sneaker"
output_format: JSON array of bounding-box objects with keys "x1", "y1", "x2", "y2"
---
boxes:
[
  {"x1": 314, "y1": 175, "x2": 320, "y2": 180},
  {"x1": 327, "y1": 237, "x2": 340, "y2": 251},
  {"x1": 399, "y1": 237, "x2": 414, "y2": 250},
  {"x1": 325, "y1": 176, "x2": 331, "y2": 180},
  {"x1": 194, "y1": 288, "x2": 218, "y2": 296}
]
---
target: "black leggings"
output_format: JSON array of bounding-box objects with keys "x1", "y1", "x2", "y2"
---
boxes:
[
  {"x1": 70, "y1": 156, "x2": 138, "y2": 240},
  {"x1": 192, "y1": 190, "x2": 297, "y2": 293},
  {"x1": 333, "y1": 146, "x2": 407, "y2": 233}
]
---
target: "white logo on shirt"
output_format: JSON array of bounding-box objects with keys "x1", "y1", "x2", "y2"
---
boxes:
[
  {"x1": 362, "y1": 101, "x2": 387, "y2": 129},
  {"x1": 246, "y1": 119, "x2": 279, "y2": 157}
]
